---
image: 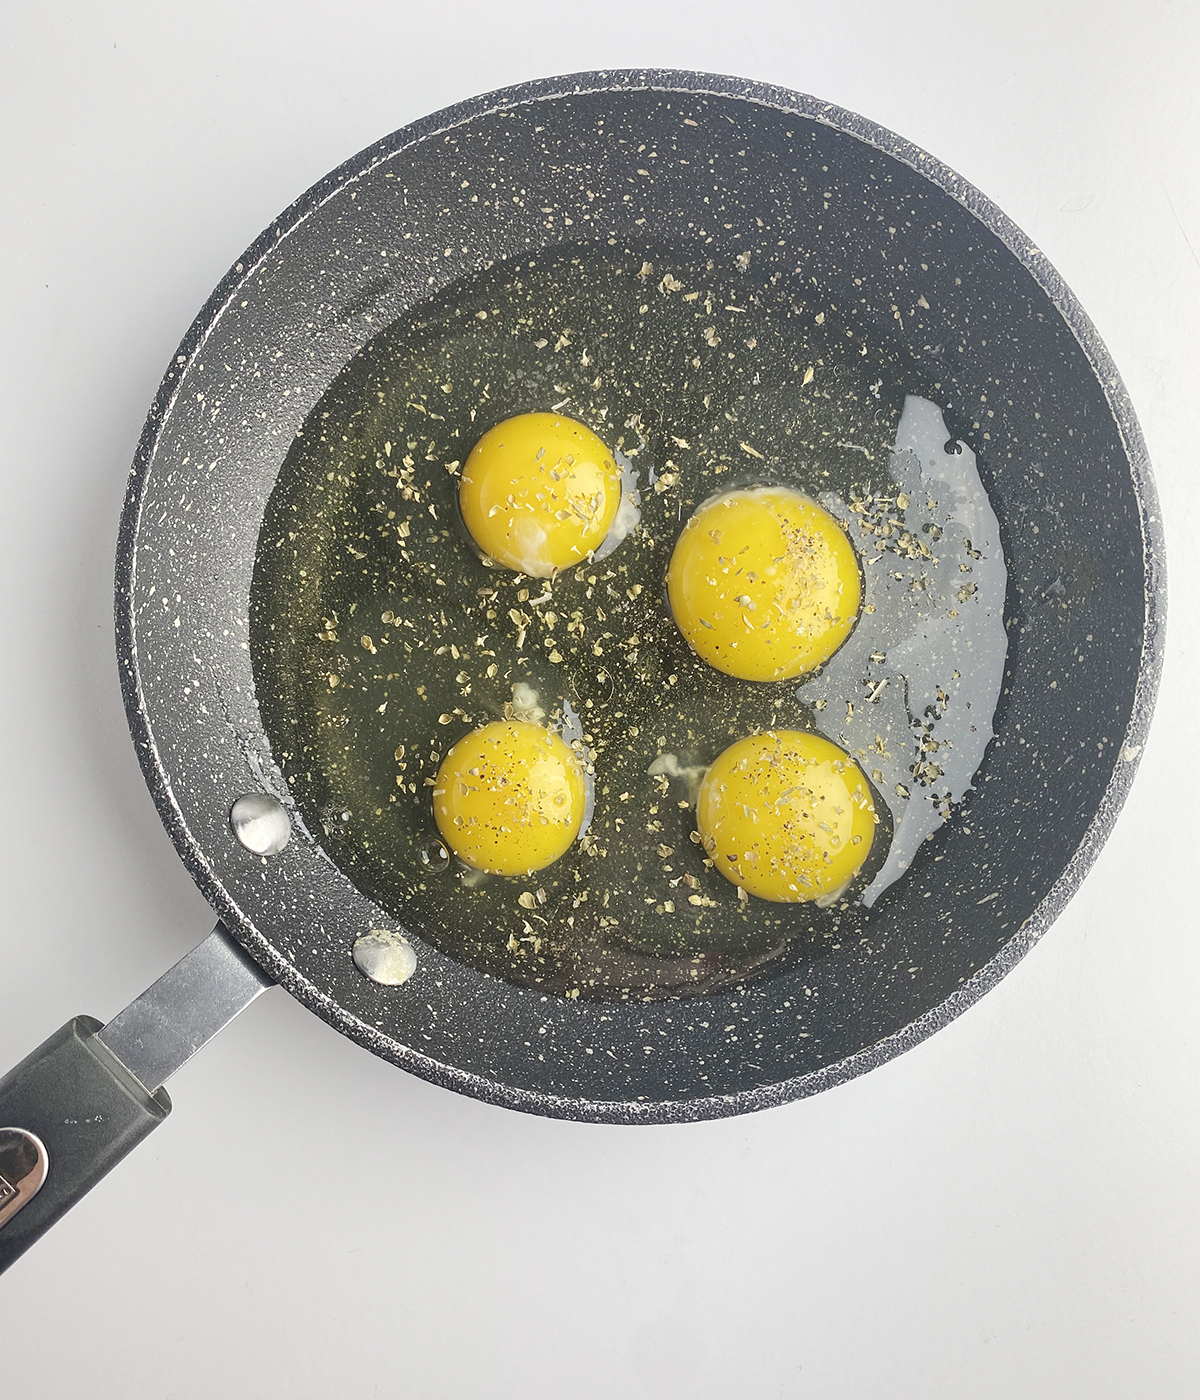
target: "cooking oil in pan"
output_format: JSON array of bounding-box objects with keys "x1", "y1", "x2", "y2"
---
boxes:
[{"x1": 251, "y1": 242, "x2": 1006, "y2": 1002}]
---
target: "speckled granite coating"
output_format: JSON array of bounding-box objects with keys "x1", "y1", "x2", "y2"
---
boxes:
[{"x1": 115, "y1": 70, "x2": 1165, "y2": 1124}]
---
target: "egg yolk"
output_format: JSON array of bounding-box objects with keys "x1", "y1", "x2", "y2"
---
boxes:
[
  {"x1": 459, "y1": 413, "x2": 621, "y2": 577},
  {"x1": 432, "y1": 719, "x2": 586, "y2": 876},
  {"x1": 696, "y1": 730, "x2": 876, "y2": 902},
  {"x1": 667, "y1": 486, "x2": 860, "y2": 681}
]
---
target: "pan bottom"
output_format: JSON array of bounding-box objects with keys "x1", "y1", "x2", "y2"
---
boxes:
[{"x1": 251, "y1": 235, "x2": 1000, "y2": 1004}]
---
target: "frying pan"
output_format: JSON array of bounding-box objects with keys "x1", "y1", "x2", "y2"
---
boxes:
[{"x1": 0, "y1": 69, "x2": 1164, "y2": 1274}]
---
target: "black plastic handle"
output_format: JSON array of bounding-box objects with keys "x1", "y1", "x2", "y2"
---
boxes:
[{"x1": 0, "y1": 1017, "x2": 170, "y2": 1275}]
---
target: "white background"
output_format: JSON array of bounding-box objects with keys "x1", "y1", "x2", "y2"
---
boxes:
[{"x1": 2, "y1": 3, "x2": 1197, "y2": 1396}]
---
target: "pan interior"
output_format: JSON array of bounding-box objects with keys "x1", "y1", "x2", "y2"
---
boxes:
[{"x1": 250, "y1": 236, "x2": 1005, "y2": 1002}]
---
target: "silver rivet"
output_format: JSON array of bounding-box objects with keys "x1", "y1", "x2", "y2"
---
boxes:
[
  {"x1": 353, "y1": 929, "x2": 417, "y2": 986},
  {"x1": 229, "y1": 793, "x2": 291, "y2": 855}
]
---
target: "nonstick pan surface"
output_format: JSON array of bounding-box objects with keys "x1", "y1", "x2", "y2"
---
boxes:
[{"x1": 117, "y1": 69, "x2": 1163, "y2": 1124}]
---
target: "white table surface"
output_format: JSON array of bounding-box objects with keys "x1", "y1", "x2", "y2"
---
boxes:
[{"x1": 2, "y1": 4, "x2": 1197, "y2": 1396}]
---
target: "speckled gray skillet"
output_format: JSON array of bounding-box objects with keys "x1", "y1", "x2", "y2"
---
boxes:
[{"x1": 116, "y1": 69, "x2": 1164, "y2": 1125}]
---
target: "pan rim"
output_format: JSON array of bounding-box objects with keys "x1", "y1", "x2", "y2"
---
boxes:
[{"x1": 115, "y1": 67, "x2": 1166, "y2": 1124}]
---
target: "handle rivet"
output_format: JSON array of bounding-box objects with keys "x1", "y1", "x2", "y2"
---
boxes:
[
  {"x1": 229, "y1": 794, "x2": 291, "y2": 855},
  {"x1": 353, "y1": 930, "x2": 418, "y2": 986}
]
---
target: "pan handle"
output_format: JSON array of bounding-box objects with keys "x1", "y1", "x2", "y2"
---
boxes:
[
  {"x1": 0, "y1": 925, "x2": 272, "y2": 1274},
  {"x1": 0, "y1": 1018, "x2": 171, "y2": 1272}
]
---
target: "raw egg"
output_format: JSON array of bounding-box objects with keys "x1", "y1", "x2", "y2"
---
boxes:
[
  {"x1": 432, "y1": 719, "x2": 586, "y2": 875},
  {"x1": 696, "y1": 730, "x2": 876, "y2": 902},
  {"x1": 667, "y1": 486, "x2": 860, "y2": 681},
  {"x1": 459, "y1": 412, "x2": 621, "y2": 577}
]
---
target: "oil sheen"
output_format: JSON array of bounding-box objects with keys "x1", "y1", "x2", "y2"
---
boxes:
[{"x1": 250, "y1": 242, "x2": 1007, "y2": 1002}]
